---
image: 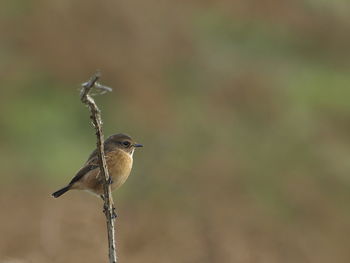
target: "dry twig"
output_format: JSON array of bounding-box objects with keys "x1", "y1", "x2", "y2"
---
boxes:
[{"x1": 80, "y1": 72, "x2": 117, "y2": 263}]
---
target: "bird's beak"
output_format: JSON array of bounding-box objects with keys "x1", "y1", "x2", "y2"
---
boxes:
[{"x1": 134, "y1": 143, "x2": 143, "y2": 148}]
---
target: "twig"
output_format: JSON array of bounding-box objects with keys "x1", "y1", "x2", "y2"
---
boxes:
[{"x1": 80, "y1": 72, "x2": 117, "y2": 263}]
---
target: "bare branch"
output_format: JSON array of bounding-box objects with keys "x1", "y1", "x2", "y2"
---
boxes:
[
  {"x1": 80, "y1": 72, "x2": 117, "y2": 263},
  {"x1": 95, "y1": 82, "x2": 113, "y2": 94}
]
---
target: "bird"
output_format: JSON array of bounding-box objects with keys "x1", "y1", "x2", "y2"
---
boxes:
[{"x1": 52, "y1": 133, "x2": 143, "y2": 200}]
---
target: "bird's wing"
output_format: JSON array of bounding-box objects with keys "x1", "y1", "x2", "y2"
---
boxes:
[
  {"x1": 86, "y1": 149, "x2": 98, "y2": 164},
  {"x1": 86, "y1": 138, "x2": 116, "y2": 164},
  {"x1": 69, "y1": 161, "x2": 99, "y2": 186},
  {"x1": 69, "y1": 149, "x2": 116, "y2": 186}
]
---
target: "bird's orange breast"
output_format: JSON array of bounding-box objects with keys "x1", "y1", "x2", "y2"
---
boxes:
[
  {"x1": 106, "y1": 149, "x2": 133, "y2": 190},
  {"x1": 74, "y1": 149, "x2": 133, "y2": 195}
]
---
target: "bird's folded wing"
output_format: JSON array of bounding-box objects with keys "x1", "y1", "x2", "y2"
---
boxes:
[
  {"x1": 69, "y1": 150, "x2": 119, "y2": 186},
  {"x1": 69, "y1": 163, "x2": 99, "y2": 186}
]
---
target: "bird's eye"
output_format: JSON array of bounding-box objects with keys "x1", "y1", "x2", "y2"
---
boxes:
[{"x1": 122, "y1": 141, "x2": 131, "y2": 147}]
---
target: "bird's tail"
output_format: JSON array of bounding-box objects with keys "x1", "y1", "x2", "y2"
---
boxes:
[{"x1": 52, "y1": 185, "x2": 71, "y2": 198}]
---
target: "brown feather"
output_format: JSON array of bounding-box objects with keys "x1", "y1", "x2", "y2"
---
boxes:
[
  {"x1": 52, "y1": 133, "x2": 141, "y2": 198},
  {"x1": 70, "y1": 149, "x2": 133, "y2": 195}
]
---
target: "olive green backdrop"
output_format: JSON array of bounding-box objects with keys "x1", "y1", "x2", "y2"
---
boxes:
[{"x1": 1, "y1": 1, "x2": 350, "y2": 262}]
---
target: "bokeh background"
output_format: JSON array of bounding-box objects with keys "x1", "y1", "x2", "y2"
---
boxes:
[{"x1": 1, "y1": 0, "x2": 350, "y2": 262}]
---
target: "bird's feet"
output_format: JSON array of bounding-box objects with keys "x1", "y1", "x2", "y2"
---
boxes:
[
  {"x1": 107, "y1": 177, "x2": 113, "y2": 185},
  {"x1": 112, "y1": 206, "x2": 118, "y2": 219},
  {"x1": 102, "y1": 204, "x2": 118, "y2": 219}
]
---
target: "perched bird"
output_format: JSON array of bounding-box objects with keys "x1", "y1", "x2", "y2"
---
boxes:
[{"x1": 52, "y1": 133, "x2": 143, "y2": 199}]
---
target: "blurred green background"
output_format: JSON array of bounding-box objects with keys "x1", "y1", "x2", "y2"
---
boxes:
[{"x1": 1, "y1": 0, "x2": 350, "y2": 262}]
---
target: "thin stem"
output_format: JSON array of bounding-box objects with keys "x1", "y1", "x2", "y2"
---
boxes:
[{"x1": 80, "y1": 72, "x2": 117, "y2": 263}]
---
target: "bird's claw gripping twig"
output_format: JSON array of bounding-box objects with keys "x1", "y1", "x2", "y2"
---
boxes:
[
  {"x1": 112, "y1": 206, "x2": 118, "y2": 219},
  {"x1": 103, "y1": 204, "x2": 118, "y2": 219},
  {"x1": 107, "y1": 177, "x2": 113, "y2": 185}
]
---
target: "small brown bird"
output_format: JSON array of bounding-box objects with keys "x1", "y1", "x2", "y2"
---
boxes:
[{"x1": 52, "y1": 133, "x2": 143, "y2": 199}]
